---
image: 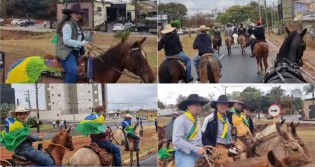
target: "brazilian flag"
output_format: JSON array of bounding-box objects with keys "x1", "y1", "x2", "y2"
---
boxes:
[
  {"x1": 0, "y1": 118, "x2": 30, "y2": 152},
  {"x1": 75, "y1": 113, "x2": 106, "y2": 136}
]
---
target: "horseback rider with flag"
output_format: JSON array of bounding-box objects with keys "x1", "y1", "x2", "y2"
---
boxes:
[
  {"x1": 75, "y1": 105, "x2": 122, "y2": 166},
  {"x1": 173, "y1": 94, "x2": 209, "y2": 167},
  {"x1": 121, "y1": 114, "x2": 141, "y2": 151},
  {"x1": 0, "y1": 106, "x2": 54, "y2": 166}
]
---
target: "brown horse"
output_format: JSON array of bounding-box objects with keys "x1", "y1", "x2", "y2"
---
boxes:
[
  {"x1": 239, "y1": 34, "x2": 247, "y2": 55},
  {"x1": 253, "y1": 41, "x2": 269, "y2": 76},
  {"x1": 212, "y1": 36, "x2": 221, "y2": 54},
  {"x1": 199, "y1": 53, "x2": 221, "y2": 83},
  {"x1": 0, "y1": 128, "x2": 74, "y2": 166},
  {"x1": 225, "y1": 36, "x2": 233, "y2": 55},
  {"x1": 157, "y1": 125, "x2": 172, "y2": 150},
  {"x1": 158, "y1": 57, "x2": 186, "y2": 83},
  {"x1": 7, "y1": 37, "x2": 155, "y2": 83}
]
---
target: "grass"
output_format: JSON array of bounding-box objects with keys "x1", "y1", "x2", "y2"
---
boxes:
[
  {"x1": 30, "y1": 124, "x2": 53, "y2": 133},
  {"x1": 0, "y1": 30, "x2": 157, "y2": 83}
]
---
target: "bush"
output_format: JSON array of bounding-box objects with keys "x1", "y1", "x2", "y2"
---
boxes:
[{"x1": 26, "y1": 116, "x2": 43, "y2": 128}]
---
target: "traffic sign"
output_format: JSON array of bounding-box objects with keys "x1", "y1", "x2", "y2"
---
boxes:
[{"x1": 268, "y1": 104, "x2": 281, "y2": 117}]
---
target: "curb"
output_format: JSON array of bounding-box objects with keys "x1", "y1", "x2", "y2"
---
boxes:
[{"x1": 123, "y1": 148, "x2": 157, "y2": 165}]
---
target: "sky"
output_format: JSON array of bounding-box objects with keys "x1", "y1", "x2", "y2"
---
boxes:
[
  {"x1": 158, "y1": 84, "x2": 312, "y2": 105},
  {"x1": 160, "y1": 0, "x2": 278, "y2": 15},
  {"x1": 11, "y1": 84, "x2": 157, "y2": 111}
]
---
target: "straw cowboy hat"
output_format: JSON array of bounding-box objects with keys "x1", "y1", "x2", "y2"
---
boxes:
[
  {"x1": 10, "y1": 106, "x2": 30, "y2": 118},
  {"x1": 198, "y1": 25, "x2": 210, "y2": 31},
  {"x1": 160, "y1": 24, "x2": 176, "y2": 34},
  {"x1": 178, "y1": 94, "x2": 209, "y2": 111},
  {"x1": 124, "y1": 114, "x2": 133, "y2": 118},
  {"x1": 210, "y1": 95, "x2": 234, "y2": 108},
  {"x1": 62, "y1": 3, "x2": 85, "y2": 15}
]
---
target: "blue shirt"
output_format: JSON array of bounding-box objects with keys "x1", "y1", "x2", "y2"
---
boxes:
[{"x1": 121, "y1": 119, "x2": 131, "y2": 129}]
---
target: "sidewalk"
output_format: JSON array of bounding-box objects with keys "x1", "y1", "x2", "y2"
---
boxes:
[{"x1": 266, "y1": 33, "x2": 315, "y2": 73}]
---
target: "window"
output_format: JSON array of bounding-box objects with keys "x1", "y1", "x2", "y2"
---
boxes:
[
  {"x1": 88, "y1": 91, "x2": 90, "y2": 93},
  {"x1": 58, "y1": 94, "x2": 61, "y2": 97},
  {"x1": 58, "y1": 86, "x2": 61, "y2": 89},
  {"x1": 89, "y1": 99, "x2": 91, "y2": 101},
  {"x1": 97, "y1": 7, "x2": 102, "y2": 13},
  {"x1": 94, "y1": 91, "x2": 97, "y2": 94},
  {"x1": 52, "y1": 102, "x2": 55, "y2": 104}
]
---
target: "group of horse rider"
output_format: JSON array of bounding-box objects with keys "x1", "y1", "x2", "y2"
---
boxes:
[
  {"x1": 158, "y1": 24, "x2": 221, "y2": 82},
  {"x1": 1, "y1": 105, "x2": 140, "y2": 166},
  {"x1": 172, "y1": 94, "x2": 254, "y2": 167}
]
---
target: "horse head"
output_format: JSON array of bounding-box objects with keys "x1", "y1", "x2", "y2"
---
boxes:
[
  {"x1": 50, "y1": 127, "x2": 74, "y2": 151},
  {"x1": 125, "y1": 37, "x2": 155, "y2": 83},
  {"x1": 278, "y1": 27, "x2": 307, "y2": 66},
  {"x1": 268, "y1": 150, "x2": 311, "y2": 167}
]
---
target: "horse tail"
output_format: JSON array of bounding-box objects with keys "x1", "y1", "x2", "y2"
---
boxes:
[
  {"x1": 158, "y1": 62, "x2": 171, "y2": 83},
  {"x1": 207, "y1": 58, "x2": 216, "y2": 83},
  {"x1": 199, "y1": 56, "x2": 215, "y2": 83}
]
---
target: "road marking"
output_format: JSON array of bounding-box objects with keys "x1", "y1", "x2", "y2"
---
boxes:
[{"x1": 220, "y1": 54, "x2": 225, "y2": 59}]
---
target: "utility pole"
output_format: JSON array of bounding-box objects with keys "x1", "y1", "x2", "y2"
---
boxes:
[
  {"x1": 35, "y1": 83, "x2": 40, "y2": 133},
  {"x1": 25, "y1": 90, "x2": 31, "y2": 110},
  {"x1": 258, "y1": 0, "x2": 262, "y2": 22},
  {"x1": 91, "y1": 0, "x2": 94, "y2": 29},
  {"x1": 264, "y1": 0, "x2": 269, "y2": 32},
  {"x1": 135, "y1": 0, "x2": 138, "y2": 25},
  {"x1": 258, "y1": 89, "x2": 261, "y2": 120}
]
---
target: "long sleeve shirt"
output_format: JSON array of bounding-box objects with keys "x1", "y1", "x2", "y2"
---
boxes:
[
  {"x1": 172, "y1": 114, "x2": 202, "y2": 155},
  {"x1": 62, "y1": 23, "x2": 85, "y2": 49}
]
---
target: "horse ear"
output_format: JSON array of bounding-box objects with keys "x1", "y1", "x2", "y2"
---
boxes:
[
  {"x1": 267, "y1": 151, "x2": 277, "y2": 166},
  {"x1": 290, "y1": 121, "x2": 294, "y2": 127},
  {"x1": 276, "y1": 122, "x2": 289, "y2": 140},
  {"x1": 285, "y1": 27, "x2": 290, "y2": 34},
  {"x1": 280, "y1": 118, "x2": 286, "y2": 125},
  {"x1": 67, "y1": 126, "x2": 73, "y2": 133},
  {"x1": 300, "y1": 28, "x2": 307, "y2": 38},
  {"x1": 139, "y1": 37, "x2": 147, "y2": 45}
]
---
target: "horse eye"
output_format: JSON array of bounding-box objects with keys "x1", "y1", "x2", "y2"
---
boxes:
[{"x1": 292, "y1": 148, "x2": 299, "y2": 152}]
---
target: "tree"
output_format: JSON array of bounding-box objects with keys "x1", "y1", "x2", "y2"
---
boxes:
[
  {"x1": 240, "y1": 87, "x2": 261, "y2": 111},
  {"x1": 6, "y1": 0, "x2": 50, "y2": 19},
  {"x1": 291, "y1": 88, "x2": 303, "y2": 98},
  {"x1": 267, "y1": 86, "x2": 286, "y2": 103},
  {"x1": 158, "y1": 2, "x2": 188, "y2": 23},
  {"x1": 176, "y1": 95, "x2": 186, "y2": 105},
  {"x1": 0, "y1": 0, "x2": 7, "y2": 17},
  {"x1": 158, "y1": 100, "x2": 165, "y2": 109},
  {"x1": 304, "y1": 84, "x2": 315, "y2": 109}
]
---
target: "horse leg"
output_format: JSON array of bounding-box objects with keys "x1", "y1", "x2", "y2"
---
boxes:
[
  {"x1": 130, "y1": 151, "x2": 133, "y2": 167},
  {"x1": 136, "y1": 151, "x2": 140, "y2": 167},
  {"x1": 256, "y1": 57, "x2": 260, "y2": 74},
  {"x1": 166, "y1": 140, "x2": 170, "y2": 149},
  {"x1": 263, "y1": 55, "x2": 268, "y2": 76},
  {"x1": 158, "y1": 140, "x2": 163, "y2": 150}
]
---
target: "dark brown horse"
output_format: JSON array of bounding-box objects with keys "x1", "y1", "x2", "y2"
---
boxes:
[
  {"x1": 158, "y1": 57, "x2": 186, "y2": 83},
  {"x1": 7, "y1": 37, "x2": 155, "y2": 83},
  {"x1": 0, "y1": 128, "x2": 74, "y2": 166},
  {"x1": 239, "y1": 34, "x2": 247, "y2": 55},
  {"x1": 264, "y1": 27, "x2": 308, "y2": 83},
  {"x1": 253, "y1": 41, "x2": 269, "y2": 76},
  {"x1": 199, "y1": 53, "x2": 221, "y2": 83},
  {"x1": 225, "y1": 36, "x2": 233, "y2": 55},
  {"x1": 212, "y1": 36, "x2": 221, "y2": 54}
]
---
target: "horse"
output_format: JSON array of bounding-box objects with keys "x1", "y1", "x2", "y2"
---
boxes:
[
  {"x1": 198, "y1": 53, "x2": 221, "y2": 83},
  {"x1": 6, "y1": 37, "x2": 155, "y2": 83},
  {"x1": 158, "y1": 57, "x2": 186, "y2": 83},
  {"x1": 253, "y1": 40, "x2": 269, "y2": 76},
  {"x1": 238, "y1": 34, "x2": 247, "y2": 55},
  {"x1": 264, "y1": 27, "x2": 308, "y2": 83},
  {"x1": 157, "y1": 125, "x2": 172, "y2": 150},
  {"x1": 212, "y1": 36, "x2": 221, "y2": 54},
  {"x1": 0, "y1": 128, "x2": 74, "y2": 166},
  {"x1": 225, "y1": 36, "x2": 233, "y2": 55},
  {"x1": 113, "y1": 123, "x2": 143, "y2": 167},
  {"x1": 232, "y1": 33, "x2": 238, "y2": 48}
]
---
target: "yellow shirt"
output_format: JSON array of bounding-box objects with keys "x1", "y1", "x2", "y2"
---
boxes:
[{"x1": 232, "y1": 113, "x2": 251, "y2": 136}]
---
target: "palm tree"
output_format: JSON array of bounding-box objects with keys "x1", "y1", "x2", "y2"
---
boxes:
[
  {"x1": 268, "y1": 86, "x2": 286, "y2": 103},
  {"x1": 304, "y1": 84, "x2": 315, "y2": 107}
]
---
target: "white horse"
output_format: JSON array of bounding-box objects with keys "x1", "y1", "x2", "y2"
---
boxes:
[{"x1": 232, "y1": 33, "x2": 238, "y2": 48}]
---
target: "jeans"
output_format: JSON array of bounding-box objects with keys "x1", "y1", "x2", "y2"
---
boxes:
[
  {"x1": 127, "y1": 133, "x2": 140, "y2": 150},
  {"x1": 60, "y1": 51, "x2": 78, "y2": 83},
  {"x1": 175, "y1": 149, "x2": 200, "y2": 167},
  {"x1": 17, "y1": 146, "x2": 54, "y2": 166},
  {"x1": 250, "y1": 38, "x2": 256, "y2": 53},
  {"x1": 94, "y1": 140, "x2": 122, "y2": 166},
  {"x1": 177, "y1": 52, "x2": 192, "y2": 81},
  {"x1": 194, "y1": 53, "x2": 222, "y2": 71}
]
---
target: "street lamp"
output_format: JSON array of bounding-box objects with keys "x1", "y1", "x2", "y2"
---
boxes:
[{"x1": 0, "y1": 51, "x2": 5, "y2": 82}]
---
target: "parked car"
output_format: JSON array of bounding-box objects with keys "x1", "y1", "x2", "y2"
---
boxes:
[
  {"x1": 112, "y1": 23, "x2": 125, "y2": 32},
  {"x1": 177, "y1": 29, "x2": 184, "y2": 35},
  {"x1": 124, "y1": 22, "x2": 134, "y2": 30},
  {"x1": 130, "y1": 23, "x2": 149, "y2": 32},
  {"x1": 20, "y1": 19, "x2": 35, "y2": 26},
  {"x1": 11, "y1": 19, "x2": 24, "y2": 25},
  {"x1": 0, "y1": 18, "x2": 4, "y2": 26}
]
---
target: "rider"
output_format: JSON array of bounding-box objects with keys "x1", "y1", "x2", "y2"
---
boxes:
[
  {"x1": 173, "y1": 94, "x2": 209, "y2": 167},
  {"x1": 224, "y1": 24, "x2": 234, "y2": 43},
  {"x1": 213, "y1": 26, "x2": 222, "y2": 47},
  {"x1": 0, "y1": 106, "x2": 54, "y2": 166},
  {"x1": 121, "y1": 114, "x2": 140, "y2": 151},
  {"x1": 251, "y1": 21, "x2": 266, "y2": 57},
  {"x1": 237, "y1": 24, "x2": 247, "y2": 42},
  {"x1": 56, "y1": 3, "x2": 92, "y2": 83},
  {"x1": 201, "y1": 95, "x2": 238, "y2": 157},
  {"x1": 158, "y1": 24, "x2": 193, "y2": 83},
  {"x1": 76, "y1": 106, "x2": 121, "y2": 166},
  {"x1": 230, "y1": 100, "x2": 254, "y2": 137}
]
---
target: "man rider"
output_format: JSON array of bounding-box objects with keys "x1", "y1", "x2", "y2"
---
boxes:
[
  {"x1": 224, "y1": 24, "x2": 234, "y2": 44},
  {"x1": 121, "y1": 114, "x2": 140, "y2": 151},
  {"x1": 251, "y1": 21, "x2": 266, "y2": 57},
  {"x1": 237, "y1": 24, "x2": 247, "y2": 42},
  {"x1": 213, "y1": 27, "x2": 222, "y2": 47}
]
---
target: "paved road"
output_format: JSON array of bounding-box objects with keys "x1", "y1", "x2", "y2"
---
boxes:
[
  {"x1": 189, "y1": 40, "x2": 278, "y2": 83},
  {"x1": 133, "y1": 153, "x2": 157, "y2": 166}
]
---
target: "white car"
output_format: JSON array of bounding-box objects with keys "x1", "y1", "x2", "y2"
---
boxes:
[
  {"x1": 11, "y1": 19, "x2": 24, "y2": 25},
  {"x1": 0, "y1": 18, "x2": 4, "y2": 25},
  {"x1": 177, "y1": 29, "x2": 184, "y2": 35},
  {"x1": 112, "y1": 23, "x2": 125, "y2": 32}
]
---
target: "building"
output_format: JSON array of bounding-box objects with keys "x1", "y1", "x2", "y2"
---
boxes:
[
  {"x1": 45, "y1": 84, "x2": 105, "y2": 116},
  {"x1": 158, "y1": 107, "x2": 178, "y2": 117},
  {"x1": 303, "y1": 98, "x2": 315, "y2": 119},
  {"x1": 0, "y1": 84, "x2": 15, "y2": 110}
]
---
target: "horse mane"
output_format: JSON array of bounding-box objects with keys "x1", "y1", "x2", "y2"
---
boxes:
[
  {"x1": 278, "y1": 31, "x2": 298, "y2": 59},
  {"x1": 45, "y1": 133, "x2": 60, "y2": 153}
]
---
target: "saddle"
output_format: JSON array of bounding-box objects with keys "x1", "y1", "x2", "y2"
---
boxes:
[
  {"x1": 46, "y1": 56, "x2": 86, "y2": 74},
  {"x1": 264, "y1": 62, "x2": 307, "y2": 83},
  {"x1": 165, "y1": 56, "x2": 186, "y2": 70},
  {"x1": 12, "y1": 154, "x2": 34, "y2": 165},
  {"x1": 84, "y1": 142, "x2": 113, "y2": 166}
]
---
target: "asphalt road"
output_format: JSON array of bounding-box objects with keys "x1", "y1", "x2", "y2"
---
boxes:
[
  {"x1": 133, "y1": 153, "x2": 157, "y2": 167},
  {"x1": 189, "y1": 40, "x2": 278, "y2": 83}
]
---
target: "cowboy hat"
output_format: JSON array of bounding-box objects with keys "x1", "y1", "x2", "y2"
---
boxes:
[
  {"x1": 10, "y1": 106, "x2": 30, "y2": 118},
  {"x1": 178, "y1": 94, "x2": 209, "y2": 111},
  {"x1": 62, "y1": 3, "x2": 85, "y2": 15},
  {"x1": 161, "y1": 24, "x2": 176, "y2": 34},
  {"x1": 124, "y1": 114, "x2": 133, "y2": 118},
  {"x1": 210, "y1": 95, "x2": 233, "y2": 108},
  {"x1": 198, "y1": 25, "x2": 210, "y2": 31}
]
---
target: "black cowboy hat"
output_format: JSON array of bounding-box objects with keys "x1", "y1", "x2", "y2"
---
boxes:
[
  {"x1": 178, "y1": 94, "x2": 209, "y2": 111},
  {"x1": 62, "y1": 3, "x2": 85, "y2": 15},
  {"x1": 210, "y1": 95, "x2": 234, "y2": 108}
]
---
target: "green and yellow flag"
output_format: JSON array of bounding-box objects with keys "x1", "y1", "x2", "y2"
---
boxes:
[{"x1": 75, "y1": 113, "x2": 106, "y2": 136}]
